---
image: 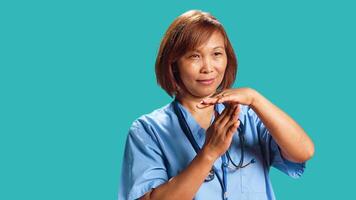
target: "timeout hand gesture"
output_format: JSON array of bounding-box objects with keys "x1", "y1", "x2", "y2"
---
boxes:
[{"x1": 199, "y1": 88, "x2": 257, "y2": 160}]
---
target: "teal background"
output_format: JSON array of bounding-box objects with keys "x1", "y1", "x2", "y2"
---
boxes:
[{"x1": 1, "y1": 0, "x2": 355, "y2": 199}]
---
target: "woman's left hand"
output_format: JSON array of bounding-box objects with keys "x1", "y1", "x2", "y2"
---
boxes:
[
  {"x1": 200, "y1": 87, "x2": 257, "y2": 107},
  {"x1": 201, "y1": 87, "x2": 315, "y2": 163}
]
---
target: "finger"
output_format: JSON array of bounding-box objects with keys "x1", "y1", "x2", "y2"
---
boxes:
[
  {"x1": 219, "y1": 104, "x2": 238, "y2": 127},
  {"x1": 215, "y1": 92, "x2": 228, "y2": 99},
  {"x1": 226, "y1": 120, "x2": 240, "y2": 139},
  {"x1": 225, "y1": 105, "x2": 240, "y2": 128},
  {"x1": 211, "y1": 90, "x2": 228, "y2": 98},
  {"x1": 201, "y1": 91, "x2": 230, "y2": 105},
  {"x1": 220, "y1": 92, "x2": 232, "y2": 97},
  {"x1": 200, "y1": 97, "x2": 220, "y2": 105},
  {"x1": 234, "y1": 104, "x2": 241, "y2": 121},
  {"x1": 197, "y1": 93, "x2": 225, "y2": 108},
  {"x1": 216, "y1": 94, "x2": 237, "y2": 104},
  {"x1": 226, "y1": 107, "x2": 241, "y2": 137}
]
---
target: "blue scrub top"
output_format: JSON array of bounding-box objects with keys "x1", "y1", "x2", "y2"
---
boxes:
[{"x1": 118, "y1": 101, "x2": 306, "y2": 200}]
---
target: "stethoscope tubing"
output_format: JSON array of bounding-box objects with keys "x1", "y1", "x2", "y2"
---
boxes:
[{"x1": 173, "y1": 100, "x2": 246, "y2": 200}]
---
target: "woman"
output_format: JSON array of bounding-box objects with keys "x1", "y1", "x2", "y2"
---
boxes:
[{"x1": 119, "y1": 10, "x2": 314, "y2": 200}]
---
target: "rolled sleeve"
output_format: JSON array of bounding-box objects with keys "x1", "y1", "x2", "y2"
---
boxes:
[
  {"x1": 250, "y1": 108, "x2": 306, "y2": 179},
  {"x1": 119, "y1": 120, "x2": 168, "y2": 200},
  {"x1": 269, "y1": 138, "x2": 306, "y2": 178}
]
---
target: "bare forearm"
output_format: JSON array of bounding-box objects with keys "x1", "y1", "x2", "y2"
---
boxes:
[
  {"x1": 250, "y1": 89, "x2": 314, "y2": 162},
  {"x1": 140, "y1": 149, "x2": 215, "y2": 200}
]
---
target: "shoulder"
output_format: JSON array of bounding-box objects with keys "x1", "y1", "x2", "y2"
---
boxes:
[{"x1": 129, "y1": 102, "x2": 176, "y2": 137}]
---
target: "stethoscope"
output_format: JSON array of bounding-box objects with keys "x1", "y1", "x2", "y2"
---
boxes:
[{"x1": 173, "y1": 99, "x2": 255, "y2": 200}]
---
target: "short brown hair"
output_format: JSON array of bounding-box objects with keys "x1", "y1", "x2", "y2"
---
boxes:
[{"x1": 155, "y1": 10, "x2": 238, "y2": 98}]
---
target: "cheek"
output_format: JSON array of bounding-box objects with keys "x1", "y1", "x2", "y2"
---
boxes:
[
  {"x1": 215, "y1": 60, "x2": 228, "y2": 74},
  {"x1": 179, "y1": 62, "x2": 199, "y2": 76},
  {"x1": 178, "y1": 66, "x2": 198, "y2": 83}
]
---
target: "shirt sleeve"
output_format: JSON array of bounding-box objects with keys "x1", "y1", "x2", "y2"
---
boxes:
[
  {"x1": 118, "y1": 120, "x2": 168, "y2": 200},
  {"x1": 248, "y1": 107, "x2": 306, "y2": 179}
]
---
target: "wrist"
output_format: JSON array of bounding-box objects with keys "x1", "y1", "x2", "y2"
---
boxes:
[
  {"x1": 249, "y1": 88, "x2": 261, "y2": 109},
  {"x1": 199, "y1": 147, "x2": 218, "y2": 166}
]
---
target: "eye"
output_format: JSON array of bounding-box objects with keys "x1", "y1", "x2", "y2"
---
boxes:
[
  {"x1": 189, "y1": 54, "x2": 200, "y2": 59},
  {"x1": 214, "y1": 52, "x2": 223, "y2": 56}
]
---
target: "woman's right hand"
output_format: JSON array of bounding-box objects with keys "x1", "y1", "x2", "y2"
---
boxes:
[
  {"x1": 139, "y1": 104, "x2": 240, "y2": 200},
  {"x1": 201, "y1": 103, "x2": 241, "y2": 161}
]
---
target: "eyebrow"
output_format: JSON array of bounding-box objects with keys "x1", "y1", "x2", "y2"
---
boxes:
[
  {"x1": 190, "y1": 46, "x2": 225, "y2": 53},
  {"x1": 213, "y1": 46, "x2": 224, "y2": 50}
]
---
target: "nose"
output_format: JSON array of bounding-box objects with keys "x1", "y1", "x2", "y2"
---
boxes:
[{"x1": 200, "y1": 57, "x2": 213, "y2": 74}]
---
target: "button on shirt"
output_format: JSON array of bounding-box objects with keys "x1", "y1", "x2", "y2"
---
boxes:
[{"x1": 118, "y1": 101, "x2": 306, "y2": 200}]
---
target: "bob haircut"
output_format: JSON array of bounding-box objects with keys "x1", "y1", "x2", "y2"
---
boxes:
[{"x1": 155, "y1": 10, "x2": 238, "y2": 98}]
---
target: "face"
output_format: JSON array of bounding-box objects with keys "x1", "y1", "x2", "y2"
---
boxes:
[{"x1": 176, "y1": 31, "x2": 228, "y2": 99}]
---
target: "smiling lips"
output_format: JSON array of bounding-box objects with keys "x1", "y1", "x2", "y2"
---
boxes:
[{"x1": 197, "y1": 78, "x2": 215, "y2": 85}]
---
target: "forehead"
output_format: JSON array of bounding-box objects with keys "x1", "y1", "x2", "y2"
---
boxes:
[{"x1": 194, "y1": 31, "x2": 225, "y2": 51}]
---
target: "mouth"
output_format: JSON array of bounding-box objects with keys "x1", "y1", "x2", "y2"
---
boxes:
[{"x1": 196, "y1": 78, "x2": 215, "y2": 85}]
